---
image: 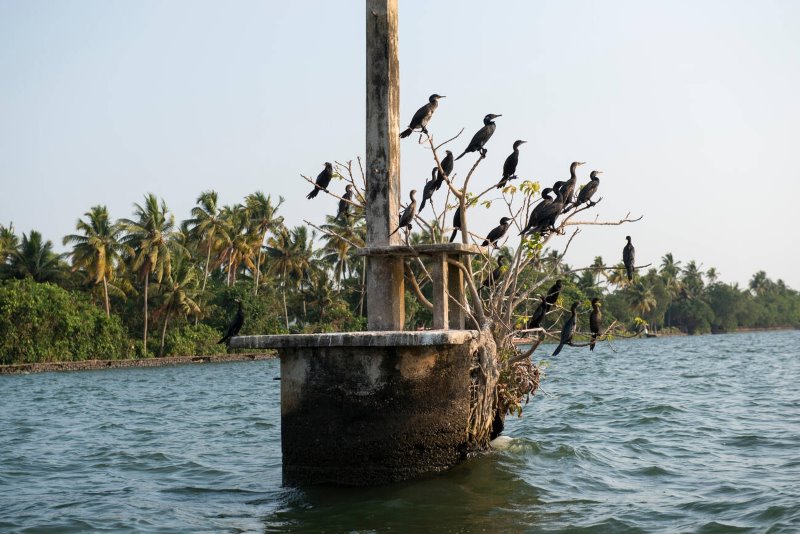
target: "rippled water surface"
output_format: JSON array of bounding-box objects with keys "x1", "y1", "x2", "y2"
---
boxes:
[{"x1": 2, "y1": 331, "x2": 799, "y2": 532}]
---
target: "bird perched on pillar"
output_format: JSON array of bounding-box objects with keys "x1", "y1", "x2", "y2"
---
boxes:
[
  {"x1": 390, "y1": 190, "x2": 417, "y2": 236},
  {"x1": 400, "y1": 94, "x2": 445, "y2": 139},
  {"x1": 482, "y1": 217, "x2": 512, "y2": 247},
  {"x1": 336, "y1": 184, "x2": 354, "y2": 221},
  {"x1": 218, "y1": 299, "x2": 244, "y2": 346},
  {"x1": 495, "y1": 140, "x2": 526, "y2": 189},
  {"x1": 306, "y1": 162, "x2": 334, "y2": 199},
  {"x1": 623, "y1": 236, "x2": 635, "y2": 281},
  {"x1": 552, "y1": 301, "x2": 579, "y2": 356},
  {"x1": 456, "y1": 114, "x2": 501, "y2": 160}
]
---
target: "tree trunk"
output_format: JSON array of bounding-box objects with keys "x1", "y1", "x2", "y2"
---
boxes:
[
  {"x1": 159, "y1": 310, "x2": 170, "y2": 357},
  {"x1": 254, "y1": 228, "x2": 268, "y2": 295},
  {"x1": 196, "y1": 243, "x2": 212, "y2": 326},
  {"x1": 143, "y1": 274, "x2": 149, "y2": 351},
  {"x1": 102, "y1": 276, "x2": 110, "y2": 317},
  {"x1": 282, "y1": 265, "x2": 289, "y2": 330}
]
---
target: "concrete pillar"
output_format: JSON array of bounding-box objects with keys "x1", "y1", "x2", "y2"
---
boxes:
[
  {"x1": 365, "y1": 0, "x2": 404, "y2": 330},
  {"x1": 430, "y1": 253, "x2": 449, "y2": 330},
  {"x1": 448, "y1": 254, "x2": 466, "y2": 330}
]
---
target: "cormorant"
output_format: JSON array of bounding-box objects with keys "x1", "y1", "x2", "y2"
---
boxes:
[
  {"x1": 552, "y1": 302, "x2": 579, "y2": 356},
  {"x1": 390, "y1": 190, "x2": 418, "y2": 236},
  {"x1": 482, "y1": 217, "x2": 512, "y2": 247},
  {"x1": 519, "y1": 188, "x2": 553, "y2": 236},
  {"x1": 560, "y1": 161, "x2": 585, "y2": 210},
  {"x1": 218, "y1": 299, "x2": 244, "y2": 345},
  {"x1": 589, "y1": 297, "x2": 602, "y2": 351},
  {"x1": 495, "y1": 140, "x2": 527, "y2": 189},
  {"x1": 542, "y1": 186, "x2": 566, "y2": 233},
  {"x1": 449, "y1": 204, "x2": 462, "y2": 242},
  {"x1": 544, "y1": 279, "x2": 563, "y2": 307},
  {"x1": 482, "y1": 256, "x2": 506, "y2": 289},
  {"x1": 434, "y1": 150, "x2": 454, "y2": 190},
  {"x1": 575, "y1": 170, "x2": 602, "y2": 208},
  {"x1": 623, "y1": 236, "x2": 635, "y2": 281},
  {"x1": 306, "y1": 162, "x2": 334, "y2": 199},
  {"x1": 336, "y1": 184, "x2": 354, "y2": 221},
  {"x1": 455, "y1": 114, "x2": 502, "y2": 160},
  {"x1": 527, "y1": 295, "x2": 549, "y2": 329},
  {"x1": 400, "y1": 94, "x2": 445, "y2": 139},
  {"x1": 419, "y1": 168, "x2": 437, "y2": 212}
]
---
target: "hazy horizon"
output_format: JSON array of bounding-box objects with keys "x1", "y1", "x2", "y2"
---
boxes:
[{"x1": 2, "y1": 0, "x2": 799, "y2": 289}]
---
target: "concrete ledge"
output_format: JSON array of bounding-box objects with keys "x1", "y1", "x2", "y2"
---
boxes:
[{"x1": 230, "y1": 330, "x2": 479, "y2": 350}]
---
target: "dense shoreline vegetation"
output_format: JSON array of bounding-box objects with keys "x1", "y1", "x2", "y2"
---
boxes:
[{"x1": 1, "y1": 191, "x2": 798, "y2": 365}]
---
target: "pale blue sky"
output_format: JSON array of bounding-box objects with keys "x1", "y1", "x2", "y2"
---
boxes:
[{"x1": 1, "y1": 1, "x2": 799, "y2": 288}]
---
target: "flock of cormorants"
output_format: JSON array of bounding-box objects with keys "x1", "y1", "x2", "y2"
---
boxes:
[{"x1": 293, "y1": 93, "x2": 640, "y2": 355}]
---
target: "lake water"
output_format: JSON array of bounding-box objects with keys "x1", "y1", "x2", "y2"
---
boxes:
[{"x1": 1, "y1": 330, "x2": 799, "y2": 532}]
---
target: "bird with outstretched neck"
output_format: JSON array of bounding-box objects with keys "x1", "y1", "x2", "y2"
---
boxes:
[
  {"x1": 495, "y1": 140, "x2": 527, "y2": 189},
  {"x1": 399, "y1": 94, "x2": 445, "y2": 139},
  {"x1": 455, "y1": 114, "x2": 501, "y2": 160},
  {"x1": 559, "y1": 161, "x2": 585, "y2": 211},
  {"x1": 623, "y1": 236, "x2": 635, "y2": 281},
  {"x1": 218, "y1": 299, "x2": 244, "y2": 345},
  {"x1": 449, "y1": 204, "x2": 463, "y2": 242},
  {"x1": 482, "y1": 217, "x2": 512, "y2": 247},
  {"x1": 589, "y1": 297, "x2": 602, "y2": 351},
  {"x1": 575, "y1": 170, "x2": 602, "y2": 208},
  {"x1": 553, "y1": 301, "x2": 579, "y2": 356},
  {"x1": 336, "y1": 184, "x2": 354, "y2": 221},
  {"x1": 306, "y1": 162, "x2": 334, "y2": 199},
  {"x1": 390, "y1": 190, "x2": 417, "y2": 237}
]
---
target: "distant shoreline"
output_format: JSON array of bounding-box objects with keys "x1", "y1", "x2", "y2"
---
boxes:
[{"x1": 0, "y1": 353, "x2": 277, "y2": 376}]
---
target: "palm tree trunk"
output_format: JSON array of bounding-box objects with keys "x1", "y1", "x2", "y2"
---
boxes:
[
  {"x1": 254, "y1": 229, "x2": 268, "y2": 295},
  {"x1": 282, "y1": 265, "x2": 289, "y2": 330},
  {"x1": 196, "y1": 244, "x2": 212, "y2": 326},
  {"x1": 102, "y1": 275, "x2": 110, "y2": 318},
  {"x1": 143, "y1": 274, "x2": 149, "y2": 351},
  {"x1": 159, "y1": 311, "x2": 170, "y2": 357}
]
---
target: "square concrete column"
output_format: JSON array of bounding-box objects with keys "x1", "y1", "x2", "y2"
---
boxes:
[
  {"x1": 430, "y1": 253, "x2": 449, "y2": 330},
  {"x1": 447, "y1": 254, "x2": 466, "y2": 330}
]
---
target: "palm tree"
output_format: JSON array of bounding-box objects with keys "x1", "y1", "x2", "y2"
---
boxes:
[
  {"x1": 628, "y1": 280, "x2": 657, "y2": 320},
  {"x1": 1, "y1": 230, "x2": 65, "y2": 283},
  {"x1": 184, "y1": 190, "x2": 231, "y2": 297},
  {"x1": 705, "y1": 267, "x2": 719, "y2": 286},
  {"x1": 681, "y1": 260, "x2": 704, "y2": 298},
  {"x1": 591, "y1": 255, "x2": 606, "y2": 285},
  {"x1": 606, "y1": 262, "x2": 629, "y2": 288},
  {"x1": 154, "y1": 247, "x2": 201, "y2": 356},
  {"x1": 223, "y1": 204, "x2": 257, "y2": 286},
  {"x1": 0, "y1": 223, "x2": 18, "y2": 265},
  {"x1": 265, "y1": 226, "x2": 318, "y2": 328},
  {"x1": 245, "y1": 192, "x2": 284, "y2": 295},
  {"x1": 749, "y1": 270, "x2": 771, "y2": 296},
  {"x1": 319, "y1": 215, "x2": 365, "y2": 288},
  {"x1": 63, "y1": 206, "x2": 125, "y2": 316},
  {"x1": 660, "y1": 253, "x2": 683, "y2": 327},
  {"x1": 119, "y1": 194, "x2": 175, "y2": 350}
]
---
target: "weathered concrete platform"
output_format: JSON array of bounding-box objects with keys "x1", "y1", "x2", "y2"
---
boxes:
[{"x1": 231, "y1": 331, "x2": 480, "y2": 486}]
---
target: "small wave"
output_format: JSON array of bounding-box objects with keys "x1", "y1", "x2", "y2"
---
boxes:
[{"x1": 696, "y1": 520, "x2": 752, "y2": 533}]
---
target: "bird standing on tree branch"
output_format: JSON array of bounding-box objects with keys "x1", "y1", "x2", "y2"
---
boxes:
[{"x1": 399, "y1": 94, "x2": 445, "y2": 139}]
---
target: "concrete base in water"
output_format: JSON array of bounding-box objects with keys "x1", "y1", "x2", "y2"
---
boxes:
[{"x1": 231, "y1": 331, "x2": 479, "y2": 486}]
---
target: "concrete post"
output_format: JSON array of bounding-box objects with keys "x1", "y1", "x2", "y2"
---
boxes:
[
  {"x1": 447, "y1": 254, "x2": 466, "y2": 329},
  {"x1": 365, "y1": 0, "x2": 404, "y2": 330},
  {"x1": 430, "y1": 253, "x2": 449, "y2": 330}
]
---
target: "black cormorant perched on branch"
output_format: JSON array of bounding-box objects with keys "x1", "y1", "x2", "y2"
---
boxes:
[
  {"x1": 400, "y1": 94, "x2": 445, "y2": 138},
  {"x1": 589, "y1": 298, "x2": 602, "y2": 351},
  {"x1": 419, "y1": 168, "x2": 437, "y2": 212},
  {"x1": 527, "y1": 295, "x2": 548, "y2": 329},
  {"x1": 482, "y1": 256, "x2": 505, "y2": 289},
  {"x1": 553, "y1": 301, "x2": 579, "y2": 356},
  {"x1": 390, "y1": 190, "x2": 417, "y2": 236},
  {"x1": 623, "y1": 236, "x2": 635, "y2": 281},
  {"x1": 434, "y1": 150, "x2": 454, "y2": 191},
  {"x1": 560, "y1": 161, "x2": 585, "y2": 211},
  {"x1": 482, "y1": 217, "x2": 512, "y2": 247},
  {"x1": 575, "y1": 170, "x2": 602, "y2": 208},
  {"x1": 336, "y1": 184, "x2": 354, "y2": 221},
  {"x1": 306, "y1": 162, "x2": 334, "y2": 199},
  {"x1": 496, "y1": 140, "x2": 526, "y2": 189},
  {"x1": 519, "y1": 188, "x2": 553, "y2": 236},
  {"x1": 449, "y1": 204, "x2": 462, "y2": 242},
  {"x1": 455, "y1": 114, "x2": 501, "y2": 160},
  {"x1": 545, "y1": 279, "x2": 563, "y2": 307},
  {"x1": 218, "y1": 299, "x2": 244, "y2": 345}
]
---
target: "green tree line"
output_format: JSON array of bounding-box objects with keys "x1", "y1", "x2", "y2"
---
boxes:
[{"x1": 1, "y1": 190, "x2": 798, "y2": 365}]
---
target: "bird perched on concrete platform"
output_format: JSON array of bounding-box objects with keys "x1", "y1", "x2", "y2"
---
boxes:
[
  {"x1": 218, "y1": 299, "x2": 244, "y2": 345},
  {"x1": 390, "y1": 190, "x2": 417, "y2": 236},
  {"x1": 456, "y1": 114, "x2": 501, "y2": 160},
  {"x1": 400, "y1": 94, "x2": 445, "y2": 139},
  {"x1": 623, "y1": 236, "x2": 635, "y2": 281},
  {"x1": 306, "y1": 162, "x2": 334, "y2": 199},
  {"x1": 553, "y1": 301, "x2": 579, "y2": 356},
  {"x1": 495, "y1": 140, "x2": 526, "y2": 189},
  {"x1": 482, "y1": 217, "x2": 512, "y2": 247}
]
